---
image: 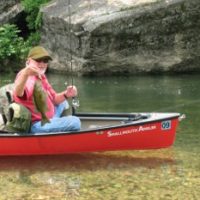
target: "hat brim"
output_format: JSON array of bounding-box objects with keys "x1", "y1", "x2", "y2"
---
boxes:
[{"x1": 30, "y1": 55, "x2": 52, "y2": 61}]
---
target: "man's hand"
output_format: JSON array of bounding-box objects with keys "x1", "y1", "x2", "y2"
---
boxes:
[
  {"x1": 24, "y1": 58, "x2": 41, "y2": 77},
  {"x1": 65, "y1": 86, "x2": 78, "y2": 98}
]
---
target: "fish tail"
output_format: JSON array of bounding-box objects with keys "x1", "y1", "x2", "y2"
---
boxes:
[{"x1": 41, "y1": 114, "x2": 50, "y2": 126}]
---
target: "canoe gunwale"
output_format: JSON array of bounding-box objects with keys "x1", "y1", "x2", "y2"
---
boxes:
[{"x1": 0, "y1": 112, "x2": 180, "y2": 137}]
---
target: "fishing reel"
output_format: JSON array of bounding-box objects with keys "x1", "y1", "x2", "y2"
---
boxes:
[
  {"x1": 72, "y1": 98, "x2": 80, "y2": 109},
  {"x1": 72, "y1": 97, "x2": 80, "y2": 115}
]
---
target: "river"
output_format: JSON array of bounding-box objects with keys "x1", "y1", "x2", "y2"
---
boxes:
[{"x1": 0, "y1": 73, "x2": 199, "y2": 199}]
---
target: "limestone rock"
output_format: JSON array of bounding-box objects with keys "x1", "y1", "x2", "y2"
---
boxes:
[
  {"x1": 41, "y1": 0, "x2": 200, "y2": 75},
  {"x1": 0, "y1": 0, "x2": 23, "y2": 25}
]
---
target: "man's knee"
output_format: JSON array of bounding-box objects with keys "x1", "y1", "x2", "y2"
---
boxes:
[{"x1": 68, "y1": 116, "x2": 81, "y2": 131}]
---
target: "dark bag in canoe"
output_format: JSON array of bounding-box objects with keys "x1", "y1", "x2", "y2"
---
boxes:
[{"x1": 0, "y1": 84, "x2": 31, "y2": 134}]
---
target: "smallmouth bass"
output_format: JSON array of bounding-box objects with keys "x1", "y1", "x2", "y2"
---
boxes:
[{"x1": 33, "y1": 80, "x2": 50, "y2": 126}]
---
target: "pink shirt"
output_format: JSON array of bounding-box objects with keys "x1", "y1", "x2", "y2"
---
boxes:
[{"x1": 14, "y1": 73, "x2": 56, "y2": 122}]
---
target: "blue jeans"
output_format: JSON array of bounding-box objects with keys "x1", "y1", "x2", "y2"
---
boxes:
[{"x1": 30, "y1": 101, "x2": 81, "y2": 134}]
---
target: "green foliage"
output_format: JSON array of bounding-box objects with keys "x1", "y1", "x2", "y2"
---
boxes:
[
  {"x1": 0, "y1": 1, "x2": 51, "y2": 71},
  {"x1": 0, "y1": 24, "x2": 41, "y2": 61},
  {"x1": 0, "y1": 24, "x2": 27, "y2": 60},
  {"x1": 21, "y1": 0, "x2": 51, "y2": 30},
  {"x1": 26, "y1": 32, "x2": 41, "y2": 47}
]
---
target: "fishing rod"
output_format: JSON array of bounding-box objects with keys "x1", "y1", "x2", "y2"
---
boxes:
[{"x1": 68, "y1": 0, "x2": 79, "y2": 115}]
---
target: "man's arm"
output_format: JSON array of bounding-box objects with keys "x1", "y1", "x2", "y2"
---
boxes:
[
  {"x1": 54, "y1": 86, "x2": 78, "y2": 105},
  {"x1": 14, "y1": 59, "x2": 41, "y2": 97},
  {"x1": 14, "y1": 69, "x2": 29, "y2": 97}
]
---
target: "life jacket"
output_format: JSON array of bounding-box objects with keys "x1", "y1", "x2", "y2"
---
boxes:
[{"x1": 0, "y1": 84, "x2": 31, "y2": 134}]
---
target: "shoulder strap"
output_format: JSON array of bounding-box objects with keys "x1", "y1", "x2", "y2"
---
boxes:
[
  {"x1": 0, "y1": 107, "x2": 7, "y2": 125},
  {"x1": 6, "y1": 91, "x2": 13, "y2": 104}
]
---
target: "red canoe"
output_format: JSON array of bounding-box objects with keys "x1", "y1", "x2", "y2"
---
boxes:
[{"x1": 0, "y1": 112, "x2": 182, "y2": 156}]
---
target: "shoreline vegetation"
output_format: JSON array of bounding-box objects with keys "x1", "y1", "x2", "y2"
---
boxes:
[{"x1": 0, "y1": 0, "x2": 51, "y2": 73}]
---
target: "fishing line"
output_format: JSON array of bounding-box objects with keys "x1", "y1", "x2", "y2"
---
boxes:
[
  {"x1": 68, "y1": 0, "x2": 73, "y2": 85},
  {"x1": 68, "y1": 0, "x2": 79, "y2": 114}
]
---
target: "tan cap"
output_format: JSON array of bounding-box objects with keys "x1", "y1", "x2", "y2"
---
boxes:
[{"x1": 28, "y1": 46, "x2": 52, "y2": 60}]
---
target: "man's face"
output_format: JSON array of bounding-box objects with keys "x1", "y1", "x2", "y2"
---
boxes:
[{"x1": 31, "y1": 57, "x2": 49, "y2": 74}]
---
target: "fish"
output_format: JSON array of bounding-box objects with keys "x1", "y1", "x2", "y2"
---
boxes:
[{"x1": 33, "y1": 80, "x2": 50, "y2": 126}]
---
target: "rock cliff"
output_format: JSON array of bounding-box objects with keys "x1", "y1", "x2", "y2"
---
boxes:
[
  {"x1": 40, "y1": 0, "x2": 200, "y2": 75},
  {"x1": 0, "y1": 0, "x2": 22, "y2": 25}
]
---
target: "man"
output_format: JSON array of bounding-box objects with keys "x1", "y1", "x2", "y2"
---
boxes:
[{"x1": 13, "y1": 46, "x2": 81, "y2": 133}]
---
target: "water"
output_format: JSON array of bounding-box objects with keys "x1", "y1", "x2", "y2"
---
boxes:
[{"x1": 0, "y1": 73, "x2": 199, "y2": 199}]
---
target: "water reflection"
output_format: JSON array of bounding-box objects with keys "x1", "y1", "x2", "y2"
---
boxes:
[
  {"x1": 47, "y1": 74, "x2": 200, "y2": 113},
  {"x1": 0, "y1": 151, "x2": 176, "y2": 172}
]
